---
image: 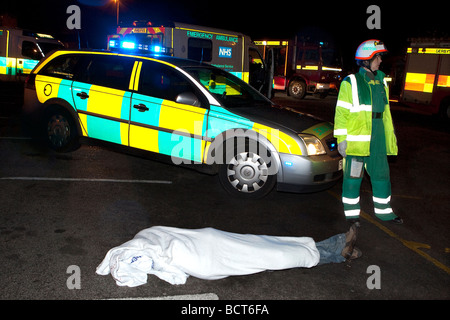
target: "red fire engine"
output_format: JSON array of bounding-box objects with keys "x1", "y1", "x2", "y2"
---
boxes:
[{"x1": 255, "y1": 37, "x2": 344, "y2": 99}]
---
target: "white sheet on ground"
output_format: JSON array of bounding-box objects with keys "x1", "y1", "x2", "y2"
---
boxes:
[{"x1": 96, "y1": 226, "x2": 320, "y2": 287}]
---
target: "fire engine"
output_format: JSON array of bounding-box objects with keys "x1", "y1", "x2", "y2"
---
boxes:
[
  {"x1": 0, "y1": 27, "x2": 64, "y2": 82},
  {"x1": 255, "y1": 37, "x2": 344, "y2": 99},
  {"x1": 107, "y1": 20, "x2": 273, "y2": 97},
  {"x1": 400, "y1": 38, "x2": 450, "y2": 120}
]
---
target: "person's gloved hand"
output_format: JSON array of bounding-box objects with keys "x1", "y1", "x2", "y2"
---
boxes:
[{"x1": 338, "y1": 140, "x2": 347, "y2": 157}]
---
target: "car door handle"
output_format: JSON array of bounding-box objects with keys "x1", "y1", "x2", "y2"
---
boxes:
[
  {"x1": 76, "y1": 92, "x2": 89, "y2": 99},
  {"x1": 133, "y1": 104, "x2": 149, "y2": 112}
]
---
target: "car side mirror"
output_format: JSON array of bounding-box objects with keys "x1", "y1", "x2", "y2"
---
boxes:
[{"x1": 176, "y1": 92, "x2": 201, "y2": 107}]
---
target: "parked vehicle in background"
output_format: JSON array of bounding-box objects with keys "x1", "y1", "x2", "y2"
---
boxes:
[
  {"x1": 0, "y1": 27, "x2": 64, "y2": 82},
  {"x1": 107, "y1": 20, "x2": 273, "y2": 97},
  {"x1": 255, "y1": 37, "x2": 344, "y2": 99},
  {"x1": 400, "y1": 38, "x2": 450, "y2": 120}
]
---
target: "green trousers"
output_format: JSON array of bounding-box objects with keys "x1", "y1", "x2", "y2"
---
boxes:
[{"x1": 342, "y1": 118, "x2": 398, "y2": 221}]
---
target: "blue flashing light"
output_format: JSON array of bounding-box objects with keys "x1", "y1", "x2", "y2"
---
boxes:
[
  {"x1": 121, "y1": 41, "x2": 136, "y2": 49},
  {"x1": 153, "y1": 45, "x2": 162, "y2": 53},
  {"x1": 109, "y1": 40, "x2": 116, "y2": 48},
  {"x1": 284, "y1": 161, "x2": 293, "y2": 167}
]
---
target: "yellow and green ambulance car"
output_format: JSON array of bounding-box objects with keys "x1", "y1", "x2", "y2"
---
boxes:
[{"x1": 23, "y1": 50, "x2": 342, "y2": 198}]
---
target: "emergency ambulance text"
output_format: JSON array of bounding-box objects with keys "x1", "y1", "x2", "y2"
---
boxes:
[{"x1": 186, "y1": 31, "x2": 239, "y2": 43}]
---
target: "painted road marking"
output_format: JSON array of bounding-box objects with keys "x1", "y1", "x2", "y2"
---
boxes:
[
  {"x1": 0, "y1": 137, "x2": 33, "y2": 140},
  {"x1": 327, "y1": 190, "x2": 450, "y2": 275},
  {"x1": 107, "y1": 293, "x2": 219, "y2": 300},
  {"x1": 0, "y1": 177, "x2": 172, "y2": 184}
]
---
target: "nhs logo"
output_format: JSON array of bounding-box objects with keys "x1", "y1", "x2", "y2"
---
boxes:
[{"x1": 219, "y1": 47, "x2": 232, "y2": 58}]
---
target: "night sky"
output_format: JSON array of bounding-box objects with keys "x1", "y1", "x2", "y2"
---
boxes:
[{"x1": 1, "y1": 0, "x2": 448, "y2": 69}]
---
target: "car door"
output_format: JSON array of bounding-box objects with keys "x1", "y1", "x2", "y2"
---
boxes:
[
  {"x1": 71, "y1": 54, "x2": 134, "y2": 145},
  {"x1": 129, "y1": 59, "x2": 208, "y2": 164}
]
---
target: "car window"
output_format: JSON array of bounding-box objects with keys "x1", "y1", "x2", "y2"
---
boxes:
[
  {"x1": 36, "y1": 41, "x2": 65, "y2": 56},
  {"x1": 185, "y1": 67, "x2": 269, "y2": 108},
  {"x1": 22, "y1": 41, "x2": 43, "y2": 60},
  {"x1": 39, "y1": 54, "x2": 81, "y2": 80},
  {"x1": 188, "y1": 38, "x2": 212, "y2": 62},
  {"x1": 77, "y1": 55, "x2": 134, "y2": 91},
  {"x1": 138, "y1": 61, "x2": 199, "y2": 103}
]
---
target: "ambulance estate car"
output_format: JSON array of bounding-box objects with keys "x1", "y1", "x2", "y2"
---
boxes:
[{"x1": 23, "y1": 50, "x2": 342, "y2": 198}]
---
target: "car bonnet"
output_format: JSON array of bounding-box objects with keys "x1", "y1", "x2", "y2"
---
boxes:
[{"x1": 223, "y1": 103, "x2": 333, "y2": 138}]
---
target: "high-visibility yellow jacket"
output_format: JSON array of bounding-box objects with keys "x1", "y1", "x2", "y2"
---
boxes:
[{"x1": 334, "y1": 69, "x2": 398, "y2": 156}]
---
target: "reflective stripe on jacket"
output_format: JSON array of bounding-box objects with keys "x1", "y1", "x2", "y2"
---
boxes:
[{"x1": 334, "y1": 69, "x2": 398, "y2": 156}]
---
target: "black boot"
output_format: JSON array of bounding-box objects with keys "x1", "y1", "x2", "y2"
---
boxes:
[{"x1": 390, "y1": 217, "x2": 403, "y2": 224}]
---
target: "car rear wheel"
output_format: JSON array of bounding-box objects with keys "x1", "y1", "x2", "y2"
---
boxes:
[
  {"x1": 219, "y1": 150, "x2": 276, "y2": 199},
  {"x1": 44, "y1": 108, "x2": 79, "y2": 152}
]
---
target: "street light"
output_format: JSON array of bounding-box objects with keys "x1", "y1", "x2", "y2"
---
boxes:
[{"x1": 114, "y1": 0, "x2": 119, "y2": 26}]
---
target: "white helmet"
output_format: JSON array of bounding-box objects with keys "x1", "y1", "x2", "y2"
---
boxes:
[{"x1": 355, "y1": 39, "x2": 388, "y2": 60}]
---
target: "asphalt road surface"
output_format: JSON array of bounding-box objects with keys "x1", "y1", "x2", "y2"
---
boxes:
[{"x1": 0, "y1": 89, "x2": 449, "y2": 310}]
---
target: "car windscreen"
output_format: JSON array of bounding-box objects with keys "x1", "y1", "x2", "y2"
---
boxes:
[{"x1": 184, "y1": 67, "x2": 271, "y2": 108}]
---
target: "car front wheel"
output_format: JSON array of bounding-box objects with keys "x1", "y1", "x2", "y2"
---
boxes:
[{"x1": 219, "y1": 151, "x2": 276, "y2": 199}]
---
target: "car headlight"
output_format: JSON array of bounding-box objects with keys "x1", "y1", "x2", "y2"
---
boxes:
[{"x1": 299, "y1": 134, "x2": 326, "y2": 155}]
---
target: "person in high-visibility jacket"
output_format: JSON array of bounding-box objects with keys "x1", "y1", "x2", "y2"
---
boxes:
[{"x1": 334, "y1": 40, "x2": 403, "y2": 225}]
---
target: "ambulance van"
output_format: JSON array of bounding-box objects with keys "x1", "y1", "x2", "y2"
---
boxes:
[
  {"x1": 0, "y1": 27, "x2": 64, "y2": 82},
  {"x1": 107, "y1": 21, "x2": 273, "y2": 97}
]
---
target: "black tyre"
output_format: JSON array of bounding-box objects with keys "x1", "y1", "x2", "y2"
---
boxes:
[
  {"x1": 44, "y1": 107, "x2": 79, "y2": 152},
  {"x1": 288, "y1": 79, "x2": 307, "y2": 99}
]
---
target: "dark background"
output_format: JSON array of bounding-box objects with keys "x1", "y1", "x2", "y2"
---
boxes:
[{"x1": 1, "y1": 0, "x2": 448, "y2": 71}]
